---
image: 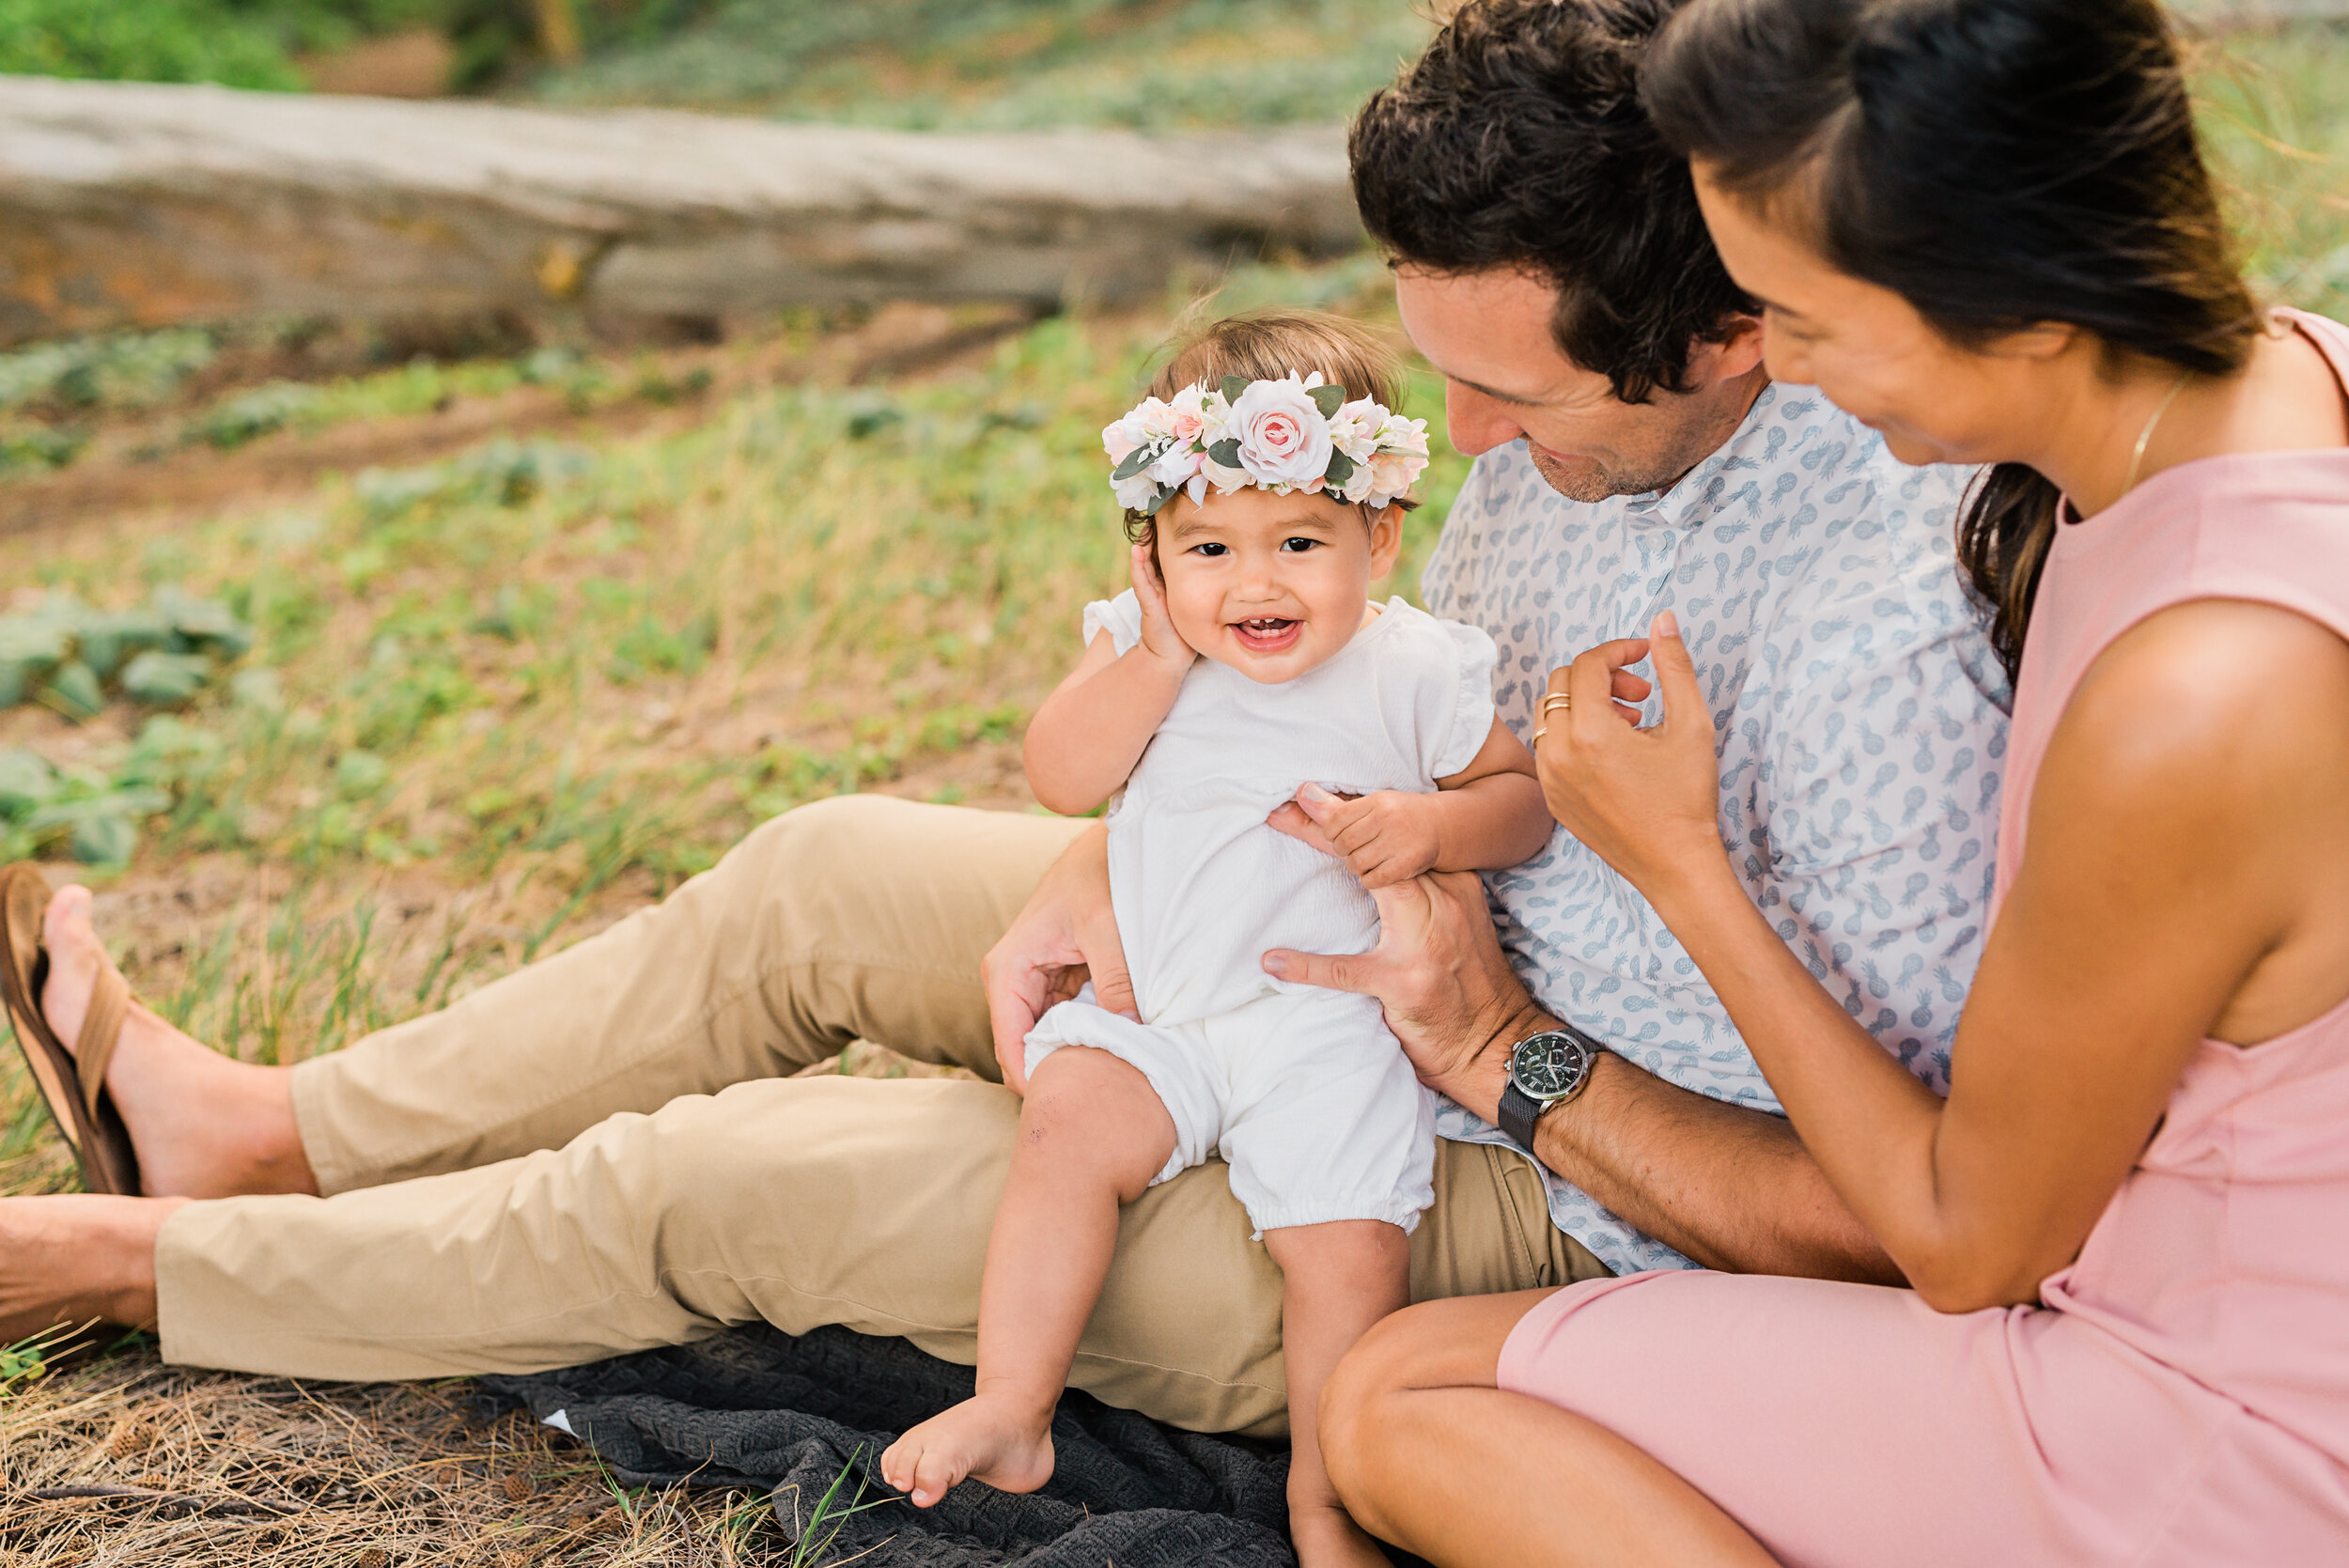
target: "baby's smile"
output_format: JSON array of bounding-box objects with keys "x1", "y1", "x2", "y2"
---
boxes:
[{"x1": 1229, "y1": 615, "x2": 1303, "y2": 656}]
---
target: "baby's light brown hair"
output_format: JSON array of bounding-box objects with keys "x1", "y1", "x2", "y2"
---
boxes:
[{"x1": 1124, "y1": 308, "x2": 1420, "y2": 550}]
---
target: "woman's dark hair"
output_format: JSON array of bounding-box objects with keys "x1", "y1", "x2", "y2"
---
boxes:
[
  {"x1": 1123, "y1": 309, "x2": 1416, "y2": 550},
  {"x1": 1349, "y1": 0, "x2": 1756, "y2": 404},
  {"x1": 1641, "y1": 0, "x2": 2264, "y2": 676}
]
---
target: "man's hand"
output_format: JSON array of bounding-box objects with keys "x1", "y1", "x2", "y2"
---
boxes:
[
  {"x1": 1271, "y1": 782, "x2": 1444, "y2": 889},
  {"x1": 980, "y1": 822, "x2": 1138, "y2": 1093},
  {"x1": 1261, "y1": 870, "x2": 1544, "y2": 1117}
]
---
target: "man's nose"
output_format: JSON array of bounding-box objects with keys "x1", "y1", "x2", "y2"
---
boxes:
[{"x1": 1443, "y1": 380, "x2": 1522, "y2": 458}]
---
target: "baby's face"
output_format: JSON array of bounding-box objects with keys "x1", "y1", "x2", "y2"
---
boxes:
[{"x1": 1154, "y1": 486, "x2": 1402, "y2": 684}]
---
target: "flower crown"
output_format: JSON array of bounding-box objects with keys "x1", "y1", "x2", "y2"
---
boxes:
[{"x1": 1102, "y1": 371, "x2": 1431, "y2": 519}]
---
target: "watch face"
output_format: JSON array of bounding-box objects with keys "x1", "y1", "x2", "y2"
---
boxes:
[{"x1": 1511, "y1": 1032, "x2": 1590, "y2": 1100}]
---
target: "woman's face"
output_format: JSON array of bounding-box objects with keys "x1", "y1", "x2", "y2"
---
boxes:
[{"x1": 1690, "y1": 162, "x2": 2070, "y2": 469}]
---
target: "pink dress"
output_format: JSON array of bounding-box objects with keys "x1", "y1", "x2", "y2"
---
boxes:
[{"x1": 1497, "y1": 310, "x2": 2349, "y2": 1566}]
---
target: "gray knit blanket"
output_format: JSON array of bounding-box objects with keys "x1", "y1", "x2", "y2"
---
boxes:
[{"x1": 480, "y1": 1324, "x2": 1323, "y2": 1567}]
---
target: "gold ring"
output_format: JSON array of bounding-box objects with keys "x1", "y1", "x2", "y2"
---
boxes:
[
  {"x1": 1532, "y1": 723, "x2": 1548, "y2": 745},
  {"x1": 1541, "y1": 691, "x2": 1572, "y2": 714}
]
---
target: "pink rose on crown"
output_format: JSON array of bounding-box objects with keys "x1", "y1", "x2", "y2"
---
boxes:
[
  {"x1": 1102, "y1": 419, "x2": 1141, "y2": 466},
  {"x1": 1228, "y1": 376, "x2": 1333, "y2": 491},
  {"x1": 1167, "y1": 382, "x2": 1216, "y2": 443},
  {"x1": 1368, "y1": 449, "x2": 1431, "y2": 505}
]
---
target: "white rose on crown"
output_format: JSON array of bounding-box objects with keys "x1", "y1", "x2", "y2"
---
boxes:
[
  {"x1": 1112, "y1": 470, "x2": 1163, "y2": 512},
  {"x1": 1327, "y1": 397, "x2": 1385, "y2": 466}
]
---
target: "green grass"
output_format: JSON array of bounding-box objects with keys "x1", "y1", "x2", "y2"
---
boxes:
[
  {"x1": 529, "y1": 0, "x2": 1438, "y2": 130},
  {"x1": 2199, "y1": 23, "x2": 2349, "y2": 323},
  {"x1": 0, "y1": 264, "x2": 1452, "y2": 1169}
]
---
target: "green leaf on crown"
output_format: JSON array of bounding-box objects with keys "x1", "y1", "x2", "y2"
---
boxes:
[
  {"x1": 1220, "y1": 375, "x2": 1250, "y2": 405},
  {"x1": 1323, "y1": 450, "x2": 1357, "y2": 489},
  {"x1": 1111, "y1": 441, "x2": 1164, "y2": 482},
  {"x1": 1206, "y1": 437, "x2": 1243, "y2": 468},
  {"x1": 1145, "y1": 484, "x2": 1183, "y2": 517},
  {"x1": 1309, "y1": 383, "x2": 1346, "y2": 418}
]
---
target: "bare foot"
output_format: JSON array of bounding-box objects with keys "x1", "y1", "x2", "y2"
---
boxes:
[
  {"x1": 1289, "y1": 1498, "x2": 1397, "y2": 1568},
  {"x1": 879, "y1": 1391, "x2": 1057, "y2": 1508},
  {"x1": 38, "y1": 886, "x2": 316, "y2": 1199},
  {"x1": 0, "y1": 1193, "x2": 183, "y2": 1339}
]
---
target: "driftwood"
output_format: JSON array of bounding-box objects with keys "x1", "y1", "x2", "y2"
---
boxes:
[{"x1": 0, "y1": 75, "x2": 1357, "y2": 346}]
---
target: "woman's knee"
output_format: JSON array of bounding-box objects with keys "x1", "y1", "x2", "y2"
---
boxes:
[{"x1": 1320, "y1": 1308, "x2": 1425, "y2": 1509}]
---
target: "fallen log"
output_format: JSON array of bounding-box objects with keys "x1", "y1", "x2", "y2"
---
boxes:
[{"x1": 0, "y1": 75, "x2": 1358, "y2": 346}]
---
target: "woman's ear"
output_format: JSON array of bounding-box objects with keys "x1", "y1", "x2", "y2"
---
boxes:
[
  {"x1": 1366, "y1": 505, "x2": 1405, "y2": 580},
  {"x1": 1993, "y1": 321, "x2": 2082, "y2": 362}
]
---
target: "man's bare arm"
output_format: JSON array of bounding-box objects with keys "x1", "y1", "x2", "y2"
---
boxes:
[
  {"x1": 1428, "y1": 991, "x2": 1901, "y2": 1282},
  {"x1": 1258, "y1": 855, "x2": 1900, "y2": 1284}
]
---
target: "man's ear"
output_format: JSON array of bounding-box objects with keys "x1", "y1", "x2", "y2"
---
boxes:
[
  {"x1": 1692, "y1": 314, "x2": 1767, "y2": 383},
  {"x1": 1366, "y1": 505, "x2": 1405, "y2": 580}
]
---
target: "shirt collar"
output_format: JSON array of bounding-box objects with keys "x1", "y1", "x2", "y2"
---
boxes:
[{"x1": 1614, "y1": 380, "x2": 1781, "y2": 534}]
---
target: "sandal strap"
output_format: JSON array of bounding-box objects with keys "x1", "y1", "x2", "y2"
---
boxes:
[{"x1": 76, "y1": 961, "x2": 129, "y2": 1128}]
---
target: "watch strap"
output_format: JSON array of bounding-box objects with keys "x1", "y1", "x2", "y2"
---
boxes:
[{"x1": 1498, "y1": 1078, "x2": 1545, "y2": 1154}]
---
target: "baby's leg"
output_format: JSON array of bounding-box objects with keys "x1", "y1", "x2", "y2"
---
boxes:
[
  {"x1": 880, "y1": 1045, "x2": 1176, "y2": 1507},
  {"x1": 1263, "y1": 1219, "x2": 1412, "y2": 1568}
]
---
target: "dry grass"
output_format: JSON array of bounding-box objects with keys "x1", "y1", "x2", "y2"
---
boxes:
[{"x1": 0, "y1": 1349, "x2": 808, "y2": 1566}]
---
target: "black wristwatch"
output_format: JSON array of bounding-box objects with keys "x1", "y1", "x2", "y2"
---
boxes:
[{"x1": 1496, "y1": 1024, "x2": 1602, "y2": 1156}]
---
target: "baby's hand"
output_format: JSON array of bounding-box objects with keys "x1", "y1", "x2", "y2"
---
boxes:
[
  {"x1": 1128, "y1": 543, "x2": 1196, "y2": 672},
  {"x1": 1286, "y1": 783, "x2": 1442, "y2": 890}
]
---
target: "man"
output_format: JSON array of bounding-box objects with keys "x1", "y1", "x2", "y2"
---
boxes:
[{"x1": 0, "y1": 0, "x2": 2002, "y2": 1439}]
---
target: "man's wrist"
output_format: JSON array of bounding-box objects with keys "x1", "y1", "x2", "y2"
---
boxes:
[{"x1": 1431, "y1": 999, "x2": 1555, "y2": 1126}]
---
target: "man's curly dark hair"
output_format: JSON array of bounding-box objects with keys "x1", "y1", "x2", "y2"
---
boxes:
[{"x1": 1349, "y1": 0, "x2": 1756, "y2": 404}]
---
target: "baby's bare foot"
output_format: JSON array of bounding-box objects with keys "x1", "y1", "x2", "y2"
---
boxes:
[
  {"x1": 880, "y1": 1392, "x2": 1057, "y2": 1508},
  {"x1": 38, "y1": 886, "x2": 313, "y2": 1199},
  {"x1": 1289, "y1": 1498, "x2": 1396, "y2": 1568}
]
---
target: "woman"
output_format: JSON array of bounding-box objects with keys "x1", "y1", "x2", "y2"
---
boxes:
[{"x1": 1318, "y1": 1, "x2": 2349, "y2": 1564}]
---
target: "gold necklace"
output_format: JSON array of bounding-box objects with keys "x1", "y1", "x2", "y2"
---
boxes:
[{"x1": 2123, "y1": 370, "x2": 2192, "y2": 495}]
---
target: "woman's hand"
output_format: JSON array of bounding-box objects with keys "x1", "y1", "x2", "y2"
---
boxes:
[
  {"x1": 979, "y1": 821, "x2": 1138, "y2": 1093},
  {"x1": 1537, "y1": 612, "x2": 1728, "y2": 894},
  {"x1": 1129, "y1": 543, "x2": 1197, "y2": 673}
]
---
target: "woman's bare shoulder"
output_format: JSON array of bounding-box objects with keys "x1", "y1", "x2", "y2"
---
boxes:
[
  {"x1": 2056, "y1": 598, "x2": 2349, "y2": 792},
  {"x1": 2024, "y1": 599, "x2": 2349, "y2": 1041}
]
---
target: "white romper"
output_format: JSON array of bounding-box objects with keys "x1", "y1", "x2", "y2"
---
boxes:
[{"x1": 1023, "y1": 591, "x2": 1501, "y2": 1236}]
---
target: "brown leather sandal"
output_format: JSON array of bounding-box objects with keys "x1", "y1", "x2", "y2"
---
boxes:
[{"x1": 0, "y1": 864, "x2": 140, "y2": 1195}]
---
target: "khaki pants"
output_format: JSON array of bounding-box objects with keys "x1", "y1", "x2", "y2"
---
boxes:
[{"x1": 155, "y1": 796, "x2": 1605, "y2": 1437}]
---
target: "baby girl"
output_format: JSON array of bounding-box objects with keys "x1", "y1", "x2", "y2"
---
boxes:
[{"x1": 881, "y1": 310, "x2": 1553, "y2": 1567}]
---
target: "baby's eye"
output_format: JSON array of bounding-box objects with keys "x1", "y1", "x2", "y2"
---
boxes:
[
  {"x1": 1189, "y1": 541, "x2": 1229, "y2": 558},
  {"x1": 1279, "y1": 537, "x2": 1319, "y2": 553}
]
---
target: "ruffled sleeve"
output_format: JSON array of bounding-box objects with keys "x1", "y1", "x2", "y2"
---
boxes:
[
  {"x1": 1429, "y1": 613, "x2": 1501, "y2": 780},
  {"x1": 1081, "y1": 590, "x2": 1143, "y2": 657}
]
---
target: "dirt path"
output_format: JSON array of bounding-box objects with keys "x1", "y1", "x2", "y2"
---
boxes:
[{"x1": 0, "y1": 303, "x2": 1038, "y2": 533}]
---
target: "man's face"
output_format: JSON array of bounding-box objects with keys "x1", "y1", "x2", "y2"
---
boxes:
[{"x1": 1393, "y1": 264, "x2": 1764, "y2": 502}]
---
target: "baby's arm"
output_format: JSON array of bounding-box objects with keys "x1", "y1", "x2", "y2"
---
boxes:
[
  {"x1": 1428, "y1": 716, "x2": 1553, "y2": 867},
  {"x1": 1289, "y1": 719, "x2": 1551, "y2": 888},
  {"x1": 1022, "y1": 544, "x2": 1196, "y2": 815}
]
